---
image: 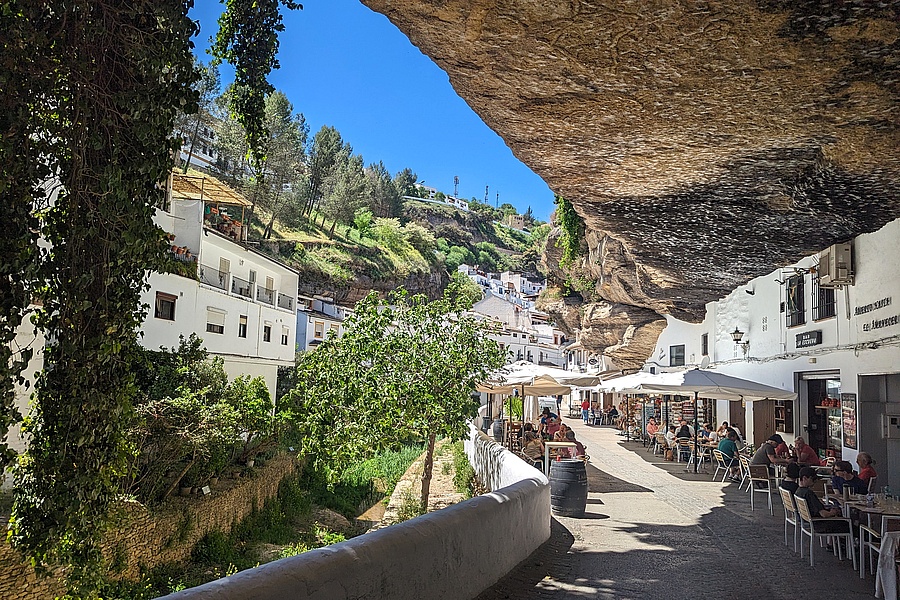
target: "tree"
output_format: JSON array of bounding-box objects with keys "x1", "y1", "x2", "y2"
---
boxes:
[
  {"x1": 288, "y1": 289, "x2": 504, "y2": 510},
  {"x1": 364, "y1": 161, "x2": 402, "y2": 217},
  {"x1": 321, "y1": 150, "x2": 365, "y2": 237},
  {"x1": 299, "y1": 125, "x2": 344, "y2": 219},
  {"x1": 259, "y1": 91, "x2": 308, "y2": 239},
  {"x1": 499, "y1": 202, "x2": 518, "y2": 218},
  {"x1": 174, "y1": 58, "x2": 221, "y2": 173},
  {"x1": 523, "y1": 205, "x2": 536, "y2": 227},
  {"x1": 393, "y1": 168, "x2": 418, "y2": 199}
]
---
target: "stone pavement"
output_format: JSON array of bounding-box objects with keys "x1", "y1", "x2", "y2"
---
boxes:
[{"x1": 475, "y1": 422, "x2": 874, "y2": 600}]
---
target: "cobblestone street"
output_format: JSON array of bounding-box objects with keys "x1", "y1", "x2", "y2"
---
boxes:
[{"x1": 476, "y1": 423, "x2": 874, "y2": 600}]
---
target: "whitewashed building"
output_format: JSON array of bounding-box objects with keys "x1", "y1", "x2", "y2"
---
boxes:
[
  {"x1": 296, "y1": 295, "x2": 353, "y2": 350},
  {"x1": 641, "y1": 217, "x2": 900, "y2": 490}
]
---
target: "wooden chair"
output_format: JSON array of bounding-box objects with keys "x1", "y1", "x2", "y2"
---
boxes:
[
  {"x1": 794, "y1": 494, "x2": 856, "y2": 569},
  {"x1": 779, "y1": 487, "x2": 799, "y2": 552},
  {"x1": 748, "y1": 464, "x2": 774, "y2": 515}
]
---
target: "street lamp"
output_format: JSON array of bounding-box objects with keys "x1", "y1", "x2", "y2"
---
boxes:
[{"x1": 731, "y1": 327, "x2": 750, "y2": 355}]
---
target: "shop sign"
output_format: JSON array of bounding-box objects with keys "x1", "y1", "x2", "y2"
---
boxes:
[
  {"x1": 841, "y1": 393, "x2": 857, "y2": 450},
  {"x1": 796, "y1": 330, "x2": 822, "y2": 348},
  {"x1": 854, "y1": 296, "x2": 891, "y2": 316},
  {"x1": 862, "y1": 314, "x2": 900, "y2": 332}
]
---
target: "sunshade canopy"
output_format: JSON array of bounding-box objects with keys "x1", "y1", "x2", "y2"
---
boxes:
[{"x1": 599, "y1": 368, "x2": 796, "y2": 402}]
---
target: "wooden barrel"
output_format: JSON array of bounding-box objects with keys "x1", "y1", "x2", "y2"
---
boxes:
[{"x1": 549, "y1": 459, "x2": 588, "y2": 517}]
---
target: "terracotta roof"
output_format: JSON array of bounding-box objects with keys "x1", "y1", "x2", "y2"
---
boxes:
[{"x1": 171, "y1": 171, "x2": 251, "y2": 207}]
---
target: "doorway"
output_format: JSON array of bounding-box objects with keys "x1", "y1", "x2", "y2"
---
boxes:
[{"x1": 858, "y1": 373, "x2": 900, "y2": 493}]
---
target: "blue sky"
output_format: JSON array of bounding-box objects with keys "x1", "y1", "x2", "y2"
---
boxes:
[{"x1": 190, "y1": 0, "x2": 555, "y2": 221}]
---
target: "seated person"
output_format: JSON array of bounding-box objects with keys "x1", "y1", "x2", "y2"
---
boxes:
[
  {"x1": 717, "y1": 430, "x2": 742, "y2": 481},
  {"x1": 774, "y1": 439, "x2": 791, "y2": 459},
  {"x1": 646, "y1": 417, "x2": 659, "y2": 437},
  {"x1": 552, "y1": 423, "x2": 570, "y2": 442},
  {"x1": 856, "y1": 452, "x2": 877, "y2": 486},
  {"x1": 675, "y1": 419, "x2": 694, "y2": 439},
  {"x1": 716, "y1": 421, "x2": 731, "y2": 438},
  {"x1": 750, "y1": 435, "x2": 787, "y2": 474},
  {"x1": 792, "y1": 436, "x2": 821, "y2": 466},
  {"x1": 521, "y1": 432, "x2": 545, "y2": 470},
  {"x1": 779, "y1": 462, "x2": 801, "y2": 495},
  {"x1": 796, "y1": 467, "x2": 851, "y2": 534},
  {"x1": 538, "y1": 407, "x2": 561, "y2": 439},
  {"x1": 830, "y1": 460, "x2": 868, "y2": 495},
  {"x1": 606, "y1": 406, "x2": 619, "y2": 422},
  {"x1": 664, "y1": 425, "x2": 677, "y2": 449},
  {"x1": 701, "y1": 423, "x2": 717, "y2": 443},
  {"x1": 558, "y1": 430, "x2": 587, "y2": 458}
]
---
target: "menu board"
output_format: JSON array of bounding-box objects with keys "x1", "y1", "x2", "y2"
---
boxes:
[{"x1": 841, "y1": 393, "x2": 857, "y2": 450}]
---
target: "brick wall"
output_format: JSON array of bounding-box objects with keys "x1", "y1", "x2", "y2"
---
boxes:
[{"x1": 0, "y1": 453, "x2": 299, "y2": 600}]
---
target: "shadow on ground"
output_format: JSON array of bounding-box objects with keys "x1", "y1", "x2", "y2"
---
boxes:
[{"x1": 585, "y1": 461, "x2": 651, "y2": 494}]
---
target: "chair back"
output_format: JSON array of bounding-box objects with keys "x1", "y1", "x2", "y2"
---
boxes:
[
  {"x1": 655, "y1": 433, "x2": 667, "y2": 446},
  {"x1": 712, "y1": 449, "x2": 726, "y2": 465},
  {"x1": 779, "y1": 487, "x2": 797, "y2": 517},
  {"x1": 738, "y1": 454, "x2": 751, "y2": 470},
  {"x1": 794, "y1": 494, "x2": 814, "y2": 523},
  {"x1": 867, "y1": 476, "x2": 878, "y2": 493},
  {"x1": 824, "y1": 456, "x2": 836, "y2": 467},
  {"x1": 749, "y1": 465, "x2": 769, "y2": 480}
]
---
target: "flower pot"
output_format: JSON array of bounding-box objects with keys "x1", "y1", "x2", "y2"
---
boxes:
[{"x1": 180, "y1": 486, "x2": 192, "y2": 497}]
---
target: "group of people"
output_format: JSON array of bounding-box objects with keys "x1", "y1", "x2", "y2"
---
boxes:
[{"x1": 521, "y1": 407, "x2": 588, "y2": 470}]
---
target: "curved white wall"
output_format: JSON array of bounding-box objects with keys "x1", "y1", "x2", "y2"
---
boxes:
[{"x1": 160, "y1": 426, "x2": 550, "y2": 600}]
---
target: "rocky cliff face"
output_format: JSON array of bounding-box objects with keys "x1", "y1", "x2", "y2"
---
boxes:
[{"x1": 362, "y1": 0, "x2": 900, "y2": 368}]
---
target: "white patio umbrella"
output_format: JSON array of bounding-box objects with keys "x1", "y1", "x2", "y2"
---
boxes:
[{"x1": 627, "y1": 368, "x2": 796, "y2": 473}]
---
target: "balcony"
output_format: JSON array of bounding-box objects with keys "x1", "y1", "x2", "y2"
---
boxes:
[
  {"x1": 199, "y1": 265, "x2": 228, "y2": 291},
  {"x1": 231, "y1": 275, "x2": 253, "y2": 299},
  {"x1": 277, "y1": 292, "x2": 294, "y2": 312},
  {"x1": 257, "y1": 286, "x2": 275, "y2": 306}
]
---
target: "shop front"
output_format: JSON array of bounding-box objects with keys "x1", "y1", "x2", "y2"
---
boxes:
[{"x1": 798, "y1": 370, "x2": 843, "y2": 462}]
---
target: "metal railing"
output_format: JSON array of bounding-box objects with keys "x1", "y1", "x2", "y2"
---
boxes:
[
  {"x1": 199, "y1": 265, "x2": 228, "y2": 290},
  {"x1": 277, "y1": 292, "x2": 294, "y2": 311},
  {"x1": 256, "y1": 286, "x2": 275, "y2": 306},
  {"x1": 231, "y1": 275, "x2": 253, "y2": 298}
]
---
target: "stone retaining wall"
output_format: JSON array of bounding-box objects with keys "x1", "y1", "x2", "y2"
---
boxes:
[
  {"x1": 158, "y1": 425, "x2": 550, "y2": 600},
  {"x1": 0, "y1": 453, "x2": 299, "y2": 600}
]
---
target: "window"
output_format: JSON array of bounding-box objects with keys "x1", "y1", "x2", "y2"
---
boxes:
[
  {"x1": 812, "y1": 273, "x2": 836, "y2": 321},
  {"x1": 154, "y1": 292, "x2": 176, "y2": 321},
  {"x1": 700, "y1": 333, "x2": 708, "y2": 357},
  {"x1": 785, "y1": 275, "x2": 806, "y2": 327},
  {"x1": 249, "y1": 270, "x2": 257, "y2": 284},
  {"x1": 314, "y1": 321, "x2": 324, "y2": 339},
  {"x1": 206, "y1": 309, "x2": 225, "y2": 334},
  {"x1": 669, "y1": 344, "x2": 685, "y2": 367},
  {"x1": 219, "y1": 257, "x2": 230, "y2": 274},
  {"x1": 265, "y1": 276, "x2": 274, "y2": 291},
  {"x1": 238, "y1": 315, "x2": 248, "y2": 338},
  {"x1": 263, "y1": 324, "x2": 272, "y2": 342},
  {"x1": 330, "y1": 324, "x2": 339, "y2": 335},
  {"x1": 281, "y1": 326, "x2": 290, "y2": 345}
]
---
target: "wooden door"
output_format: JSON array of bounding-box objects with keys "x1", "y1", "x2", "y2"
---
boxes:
[
  {"x1": 753, "y1": 400, "x2": 775, "y2": 447},
  {"x1": 730, "y1": 402, "x2": 746, "y2": 438}
]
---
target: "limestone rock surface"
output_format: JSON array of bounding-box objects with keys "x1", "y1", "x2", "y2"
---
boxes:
[{"x1": 362, "y1": 0, "x2": 900, "y2": 366}]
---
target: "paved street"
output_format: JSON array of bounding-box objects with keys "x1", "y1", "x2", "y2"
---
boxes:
[{"x1": 475, "y1": 422, "x2": 874, "y2": 600}]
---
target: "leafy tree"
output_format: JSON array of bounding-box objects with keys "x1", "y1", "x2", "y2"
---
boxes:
[
  {"x1": 372, "y1": 217, "x2": 406, "y2": 252},
  {"x1": 299, "y1": 125, "x2": 344, "y2": 219},
  {"x1": 434, "y1": 191, "x2": 446, "y2": 202},
  {"x1": 259, "y1": 91, "x2": 308, "y2": 238},
  {"x1": 523, "y1": 205, "x2": 536, "y2": 227},
  {"x1": 353, "y1": 207, "x2": 374, "y2": 238},
  {"x1": 499, "y1": 202, "x2": 518, "y2": 218},
  {"x1": 444, "y1": 245, "x2": 476, "y2": 272},
  {"x1": 554, "y1": 194, "x2": 586, "y2": 266},
  {"x1": 211, "y1": 0, "x2": 302, "y2": 170},
  {"x1": 288, "y1": 289, "x2": 504, "y2": 509},
  {"x1": 402, "y1": 222, "x2": 437, "y2": 256},
  {"x1": 447, "y1": 271, "x2": 483, "y2": 310}
]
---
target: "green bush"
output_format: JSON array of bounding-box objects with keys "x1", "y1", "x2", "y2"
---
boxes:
[{"x1": 450, "y1": 442, "x2": 475, "y2": 498}]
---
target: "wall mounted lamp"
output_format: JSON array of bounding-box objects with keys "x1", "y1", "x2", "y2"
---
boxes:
[{"x1": 730, "y1": 327, "x2": 750, "y2": 356}]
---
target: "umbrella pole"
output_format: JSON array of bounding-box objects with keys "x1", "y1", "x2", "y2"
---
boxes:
[
  {"x1": 693, "y1": 391, "x2": 700, "y2": 474},
  {"x1": 625, "y1": 395, "x2": 630, "y2": 441}
]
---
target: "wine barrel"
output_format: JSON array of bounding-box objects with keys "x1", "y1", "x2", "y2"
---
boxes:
[{"x1": 549, "y1": 459, "x2": 588, "y2": 517}]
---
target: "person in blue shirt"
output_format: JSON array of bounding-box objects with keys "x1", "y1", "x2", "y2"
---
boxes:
[{"x1": 717, "y1": 429, "x2": 741, "y2": 481}]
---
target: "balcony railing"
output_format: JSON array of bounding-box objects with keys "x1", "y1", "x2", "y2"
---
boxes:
[
  {"x1": 257, "y1": 286, "x2": 275, "y2": 306},
  {"x1": 199, "y1": 265, "x2": 228, "y2": 291},
  {"x1": 277, "y1": 292, "x2": 294, "y2": 312},
  {"x1": 231, "y1": 275, "x2": 253, "y2": 298}
]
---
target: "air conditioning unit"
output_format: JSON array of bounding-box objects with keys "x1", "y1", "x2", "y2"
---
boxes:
[{"x1": 818, "y1": 242, "x2": 854, "y2": 287}]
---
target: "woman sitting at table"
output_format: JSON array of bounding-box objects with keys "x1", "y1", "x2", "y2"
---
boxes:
[
  {"x1": 856, "y1": 452, "x2": 877, "y2": 485},
  {"x1": 553, "y1": 423, "x2": 570, "y2": 442},
  {"x1": 716, "y1": 421, "x2": 730, "y2": 438},
  {"x1": 521, "y1": 432, "x2": 545, "y2": 470},
  {"x1": 646, "y1": 417, "x2": 659, "y2": 437},
  {"x1": 830, "y1": 460, "x2": 868, "y2": 495}
]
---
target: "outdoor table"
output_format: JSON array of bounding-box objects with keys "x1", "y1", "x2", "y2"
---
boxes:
[{"x1": 544, "y1": 442, "x2": 577, "y2": 476}]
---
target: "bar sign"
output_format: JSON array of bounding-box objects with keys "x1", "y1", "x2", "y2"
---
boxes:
[{"x1": 796, "y1": 330, "x2": 822, "y2": 348}]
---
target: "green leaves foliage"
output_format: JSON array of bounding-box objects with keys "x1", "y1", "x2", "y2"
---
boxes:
[
  {"x1": 554, "y1": 194, "x2": 585, "y2": 266},
  {"x1": 212, "y1": 0, "x2": 302, "y2": 170},
  {"x1": 287, "y1": 288, "x2": 504, "y2": 507}
]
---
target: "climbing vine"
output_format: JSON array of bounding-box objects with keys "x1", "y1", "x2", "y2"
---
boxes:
[
  {"x1": 212, "y1": 0, "x2": 302, "y2": 170},
  {"x1": 554, "y1": 194, "x2": 585, "y2": 266}
]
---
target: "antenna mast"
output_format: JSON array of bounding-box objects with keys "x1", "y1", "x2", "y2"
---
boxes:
[{"x1": 453, "y1": 176, "x2": 459, "y2": 197}]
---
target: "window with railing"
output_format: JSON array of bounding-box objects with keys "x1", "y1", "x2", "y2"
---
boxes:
[
  {"x1": 257, "y1": 286, "x2": 275, "y2": 305},
  {"x1": 811, "y1": 273, "x2": 836, "y2": 321},
  {"x1": 231, "y1": 275, "x2": 252, "y2": 298},
  {"x1": 199, "y1": 265, "x2": 228, "y2": 290},
  {"x1": 785, "y1": 275, "x2": 806, "y2": 327},
  {"x1": 277, "y1": 293, "x2": 294, "y2": 311}
]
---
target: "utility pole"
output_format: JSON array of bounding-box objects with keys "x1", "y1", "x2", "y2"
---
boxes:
[
  {"x1": 484, "y1": 185, "x2": 489, "y2": 203},
  {"x1": 496, "y1": 192, "x2": 500, "y2": 207},
  {"x1": 453, "y1": 176, "x2": 459, "y2": 198}
]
